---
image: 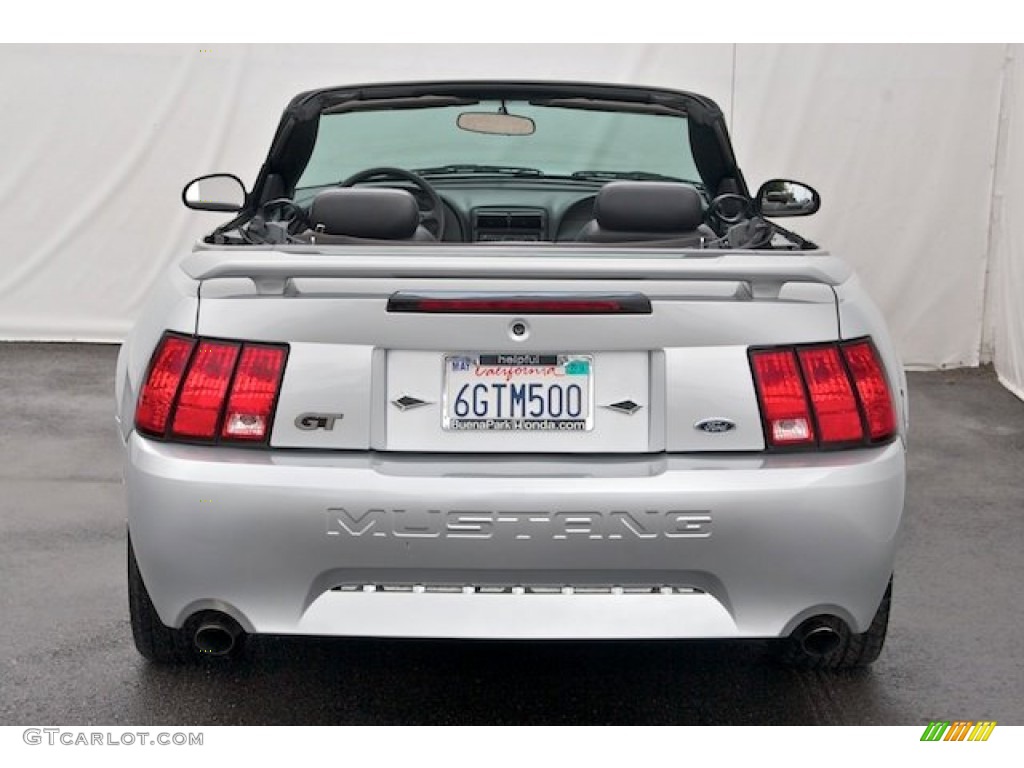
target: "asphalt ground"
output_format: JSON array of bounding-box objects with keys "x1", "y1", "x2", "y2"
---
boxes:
[{"x1": 1, "y1": 343, "x2": 1022, "y2": 725}]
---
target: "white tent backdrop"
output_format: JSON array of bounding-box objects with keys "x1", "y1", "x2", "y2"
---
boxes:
[
  {"x1": 985, "y1": 47, "x2": 1024, "y2": 400},
  {"x1": 0, "y1": 44, "x2": 1021, "y2": 399},
  {"x1": 732, "y1": 45, "x2": 1005, "y2": 370}
]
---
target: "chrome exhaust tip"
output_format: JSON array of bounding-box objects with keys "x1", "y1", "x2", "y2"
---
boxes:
[
  {"x1": 800, "y1": 624, "x2": 842, "y2": 656},
  {"x1": 192, "y1": 614, "x2": 242, "y2": 657}
]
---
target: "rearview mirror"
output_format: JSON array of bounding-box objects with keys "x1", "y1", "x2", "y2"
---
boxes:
[
  {"x1": 182, "y1": 173, "x2": 247, "y2": 212},
  {"x1": 755, "y1": 179, "x2": 820, "y2": 217},
  {"x1": 457, "y1": 111, "x2": 535, "y2": 136}
]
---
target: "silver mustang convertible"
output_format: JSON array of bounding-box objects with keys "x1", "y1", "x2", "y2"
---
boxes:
[{"x1": 115, "y1": 81, "x2": 906, "y2": 668}]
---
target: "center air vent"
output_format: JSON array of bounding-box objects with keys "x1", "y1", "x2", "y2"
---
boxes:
[{"x1": 472, "y1": 208, "x2": 547, "y2": 241}]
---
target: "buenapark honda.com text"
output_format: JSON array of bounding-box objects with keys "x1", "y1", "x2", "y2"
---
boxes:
[
  {"x1": 23, "y1": 729, "x2": 203, "y2": 747},
  {"x1": 447, "y1": 418, "x2": 587, "y2": 431}
]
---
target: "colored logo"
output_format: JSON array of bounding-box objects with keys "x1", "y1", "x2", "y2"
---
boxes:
[{"x1": 920, "y1": 721, "x2": 996, "y2": 742}]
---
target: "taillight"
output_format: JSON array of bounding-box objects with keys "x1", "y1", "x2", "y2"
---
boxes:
[
  {"x1": 750, "y1": 338, "x2": 897, "y2": 450},
  {"x1": 841, "y1": 340, "x2": 897, "y2": 441},
  {"x1": 797, "y1": 347, "x2": 863, "y2": 443},
  {"x1": 171, "y1": 341, "x2": 240, "y2": 438},
  {"x1": 135, "y1": 335, "x2": 195, "y2": 436},
  {"x1": 134, "y1": 333, "x2": 287, "y2": 445},
  {"x1": 221, "y1": 345, "x2": 288, "y2": 441},
  {"x1": 750, "y1": 350, "x2": 815, "y2": 446}
]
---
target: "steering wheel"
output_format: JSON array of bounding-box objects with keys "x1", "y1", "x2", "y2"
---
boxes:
[
  {"x1": 258, "y1": 198, "x2": 311, "y2": 236},
  {"x1": 339, "y1": 167, "x2": 446, "y2": 240},
  {"x1": 708, "y1": 193, "x2": 754, "y2": 225}
]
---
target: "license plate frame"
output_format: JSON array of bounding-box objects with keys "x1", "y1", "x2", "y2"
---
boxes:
[{"x1": 441, "y1": 353, "x2": 594, "y2": 432}]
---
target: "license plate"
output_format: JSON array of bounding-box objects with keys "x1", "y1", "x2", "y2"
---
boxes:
[{"x1": 442, "y1": 353, "x2": 593, "y2": 432}]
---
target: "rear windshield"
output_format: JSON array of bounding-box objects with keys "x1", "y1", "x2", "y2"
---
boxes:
[{"x1": 295, "y1": 101, "x2": 700, "y2": 190}]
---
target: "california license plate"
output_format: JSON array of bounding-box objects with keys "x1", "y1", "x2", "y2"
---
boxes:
[{"x1": 442, "y1": 353, "x2": 593, "y2": 432}]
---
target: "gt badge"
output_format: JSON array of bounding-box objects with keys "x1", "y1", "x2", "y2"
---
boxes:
[{"x1": 295, "y1": 413, "x2": 344, "y2": 431}]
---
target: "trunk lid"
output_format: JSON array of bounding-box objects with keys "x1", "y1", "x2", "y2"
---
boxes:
[{"x1": 188, "y1": 246, "x2": 844, "y2": 453}]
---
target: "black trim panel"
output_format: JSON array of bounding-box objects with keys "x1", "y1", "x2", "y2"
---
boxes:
[{"x1": 387, "y1": 292, "x2": 653, "y2": 315}]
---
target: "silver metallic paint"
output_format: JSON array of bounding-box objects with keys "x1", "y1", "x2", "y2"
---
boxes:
[
  {"x1": 119, "y1": 245, "x2": 906, "y2": 642},
  {"x1": 125, "y1": 434, "x2": 904, "y2": 638}
]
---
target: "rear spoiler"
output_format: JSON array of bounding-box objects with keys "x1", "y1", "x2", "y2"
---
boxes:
[{"x1": 181, "y1": 246, "x2": 851, "y2": 298}]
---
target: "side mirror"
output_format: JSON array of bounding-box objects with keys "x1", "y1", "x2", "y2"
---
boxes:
[
  {"x1": 755, "y1": 179, "x2": 820, "y2": 217},
  {"x1": 182, "y1": 174, "x2": 247, "y2": 212}
]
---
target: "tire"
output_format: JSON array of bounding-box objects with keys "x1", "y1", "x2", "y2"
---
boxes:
[
  {"x1": 128, "y1": 535, "x2": 192, "y2": 664},
  {"x1": 778, "y1": 576, "x2": 892, "y2": 670}
]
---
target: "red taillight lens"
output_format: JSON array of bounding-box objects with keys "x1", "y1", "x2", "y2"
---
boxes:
[
  {"x1": 841, "y1": 340, "x2": 897, "y2": 441},
  {"x1": 134, "y1": 333, "x2": 287, "y2": 445},
  {"x1": 135, "y1": 335, "x2": 195, "y2": 436},
  {"x1": 750, "y1": 349, "x2": 816, "y2": 446},
  {"x1": 751, "y1": 339, "x2": 897, "y2": 449},
  {"x1": 171, "y1": 341, "x2": 241, "y2": 439},
  {"x1": 221, "y1": 345, "x2": 287, "y2": 441},
  {"x1": 797, "y1": 347, "x2": 864, "y2": 443}
]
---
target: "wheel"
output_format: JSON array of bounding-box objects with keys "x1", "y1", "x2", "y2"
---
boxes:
[
  {"x1": 707, "y1": 192, "x2": 752, "y2": 225},
  {"x1": 340, "y1": 166, "x2": 446, "y2": 239},
  {"x1": 259, "y1": 197, "x2": 312, "y2": 236},
  {"x1": 778, "y1": 577, "x2": 892, "y2": 670},
  {"x1": 128, "y1": 535, "x2": 192, "y2": 664}
]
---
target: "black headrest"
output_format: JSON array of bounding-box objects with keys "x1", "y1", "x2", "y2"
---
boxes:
[
  {"x1": 308, "y1": 188, "x2": 420, "y2": 239},
  {"x1": 594, "y1": 181, "x2": 705, "y2": 233}
]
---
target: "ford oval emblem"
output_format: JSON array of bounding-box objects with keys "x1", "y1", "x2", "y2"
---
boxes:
[{"x1": 695, "y1": 418, "x2": 736, "y2": 434}]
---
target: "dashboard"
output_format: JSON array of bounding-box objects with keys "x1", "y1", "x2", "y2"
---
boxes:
[
  {"x1": 404, "y1": 181, "x2": 600, "y2": 243},
  {"x1": 286, "y1": 175, "x2": 725, "y2": 246}
]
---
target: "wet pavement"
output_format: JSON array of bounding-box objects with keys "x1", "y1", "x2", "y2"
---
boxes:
[{"x1": 1, "y1": 343, "x2": 1021, "y2": 725}]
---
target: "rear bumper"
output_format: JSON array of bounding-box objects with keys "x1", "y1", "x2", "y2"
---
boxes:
[{"x1": 125, "y1": 434, "x2": 905, "y2": 639}]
